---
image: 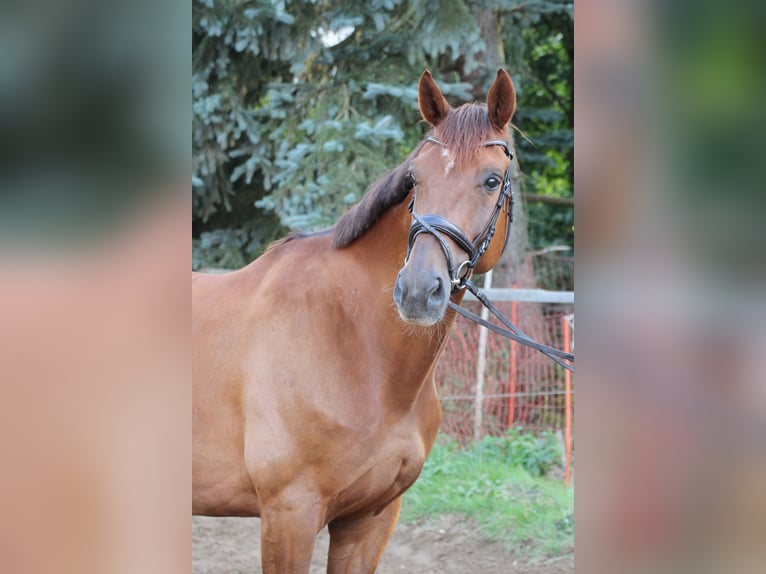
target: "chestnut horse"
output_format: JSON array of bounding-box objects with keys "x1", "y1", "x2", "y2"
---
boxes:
[{"x1": 193, "y1": 69, "x2": 516, "y2": 573}]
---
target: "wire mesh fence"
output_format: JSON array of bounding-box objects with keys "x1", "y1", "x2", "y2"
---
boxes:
[
  {"x1": 433, "y1": 251, "x2": 574, "y2": 478},
  {"x1": 436, "y1": 303, "x2": 573, "y2": 436}
]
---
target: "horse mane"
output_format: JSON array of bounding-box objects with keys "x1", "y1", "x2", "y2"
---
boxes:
[
  {"x1": 331, "y1": 140, "x2": 424, "y2": 249},
  {"x1": 432, "y1": 103, "x2": 509, "y2": 168},
  {"x1": 261, "y1": 227, "x2": 332, "y2": 257},
  {"x1": 329, "y1": 103, "x2": 508, "y2": 249}
]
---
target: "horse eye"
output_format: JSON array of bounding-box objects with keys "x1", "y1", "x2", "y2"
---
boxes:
[
  {"x1": 405, "y1": 173, "x2": 416, "y2": 188},
  {"x1": 484, "y1": 176, "x2": 501, "y2": 191}
]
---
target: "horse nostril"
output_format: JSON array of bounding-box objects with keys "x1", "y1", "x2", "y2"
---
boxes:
[
  {"x1": 427, "y1": 276, "x2": 444, "y2": 305},
  {"x1": 393, "y1": 274, "x2": 404, "y2": 306}
]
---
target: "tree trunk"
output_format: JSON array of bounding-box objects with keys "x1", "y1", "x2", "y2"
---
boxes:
[
  {"x1": 468, "y1": 9, "x2": 505, "y2": 97},
  {"x1": 495, "y1": 142, "x2": 530, "y2": 288},
  {"x1": 466, "y1": 7, "x2": 529, "y2": 288}
]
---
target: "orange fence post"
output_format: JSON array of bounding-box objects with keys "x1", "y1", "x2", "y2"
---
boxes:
[
  {"x1": 506, "y1": 301, "x2": 517, "y2": 430},
  {"x1": 562, "y1": 315, "x2": 572, "y2": 486}
]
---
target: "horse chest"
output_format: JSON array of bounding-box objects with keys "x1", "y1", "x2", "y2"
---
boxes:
[{"x1": 322, "y1": 432, "x2": 427, "y2": 521}]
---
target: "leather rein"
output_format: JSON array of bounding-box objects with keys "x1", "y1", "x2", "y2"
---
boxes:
[{"x1": 405, "y1": 136, "x2": 575, "y2": 372}]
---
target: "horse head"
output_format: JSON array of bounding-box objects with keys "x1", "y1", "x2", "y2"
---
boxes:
[{"x1": 393, "y1": 69, "x2": 516, "y2": 326}]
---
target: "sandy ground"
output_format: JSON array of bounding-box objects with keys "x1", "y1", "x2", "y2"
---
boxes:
[{"x1": 192, "y1": 514, "x2": 573, "y2": 574}]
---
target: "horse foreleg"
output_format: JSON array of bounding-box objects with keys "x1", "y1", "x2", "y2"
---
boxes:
[
  {"x1": 259, "y1": 494, "x2": 324, "y2": 574},
  {"x1": 326, "y1": 496, "x2": 402, "y2": 574}
]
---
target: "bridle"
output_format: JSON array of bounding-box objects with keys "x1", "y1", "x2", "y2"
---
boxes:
[
  {"x1": 405, "y1": 135, "x2": 514, "y2": 292},
  {"x1": 403, "y1": 135, "x2": 575, "y2": 372}
]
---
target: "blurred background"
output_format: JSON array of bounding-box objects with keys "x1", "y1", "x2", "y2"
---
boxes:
[
  {"x1": 0, "y1": 0, "x2": 188, "y2": 247},
  {"x1": 0, "y1": 2, "x2": 189, "y2": 574},
  {"x1": 576, "y1": 0, "x2": 766, "y2": 572}
]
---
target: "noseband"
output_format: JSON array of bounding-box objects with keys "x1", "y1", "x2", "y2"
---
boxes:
[{"x1": 405, "y1": 136, "x2": 514, "y2": 291}]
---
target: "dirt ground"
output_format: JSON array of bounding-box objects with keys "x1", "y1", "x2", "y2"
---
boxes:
[{"x1": 192, "y1": 514, "x2": 573, "y2": 574}]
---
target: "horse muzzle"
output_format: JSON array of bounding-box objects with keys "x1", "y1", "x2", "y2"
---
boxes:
[{"x1": 393, "y1": 264, "x2": 449, "y2": 326}]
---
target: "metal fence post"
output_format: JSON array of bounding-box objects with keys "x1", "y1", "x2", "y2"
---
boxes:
[
  {"x1": 562, "y1": 314, "x2": 573, "y2": 486},
  {"x1": 472, "y1": 270, "x2": 492, "y2": 442},
  {"x1": 506, "y1": 300, "x2": 517, "y2": 430}
]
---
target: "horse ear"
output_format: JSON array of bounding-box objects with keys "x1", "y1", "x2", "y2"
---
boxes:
[
  {"x1": 487, "y1": 68, "x2": 516, "y2": 130},
  {"x1": 418, "y1": 70, "x2": 451, "y2": 127}
]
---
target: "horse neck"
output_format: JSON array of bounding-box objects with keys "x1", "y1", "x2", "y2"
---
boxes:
[{"x1": 342, "y1": 199, "x2": 466, "y2": 411}]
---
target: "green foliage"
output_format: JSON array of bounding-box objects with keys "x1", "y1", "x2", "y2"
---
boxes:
[
  {"x1": 476, "y1": 427, "x2": 563, "y2": 477},
  {"x1": 193, "y1": 229, "x2": 248, "y2": 270},
  {"x1": 509, "y1": 5, "x2": 574, "y2": 249},
  {"x1": 528, "y1": 201, "x2": 574, "y2": 250},
  {"x1": 253, "y1": 86, "x2": 409, "y2": 229},
  {"x1": 402, "y1": 431, "x2": 573, "y2": 556},
  {"x1": 192, "y1": 0, "x2": 573, "y2": 266}
]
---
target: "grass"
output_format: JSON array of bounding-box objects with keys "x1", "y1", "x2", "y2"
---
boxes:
[{"x1": 400, "y1": 431, "x2": 574, "y2": 557}]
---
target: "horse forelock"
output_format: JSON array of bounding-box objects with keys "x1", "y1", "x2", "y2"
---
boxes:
[{"x1": 433, "y1": 103, "x2": 509, "y2": 168}]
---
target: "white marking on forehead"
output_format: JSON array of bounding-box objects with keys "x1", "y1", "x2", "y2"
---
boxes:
[{"x1": 440, "y1": 146, "x2": 455, "y2": 174}]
